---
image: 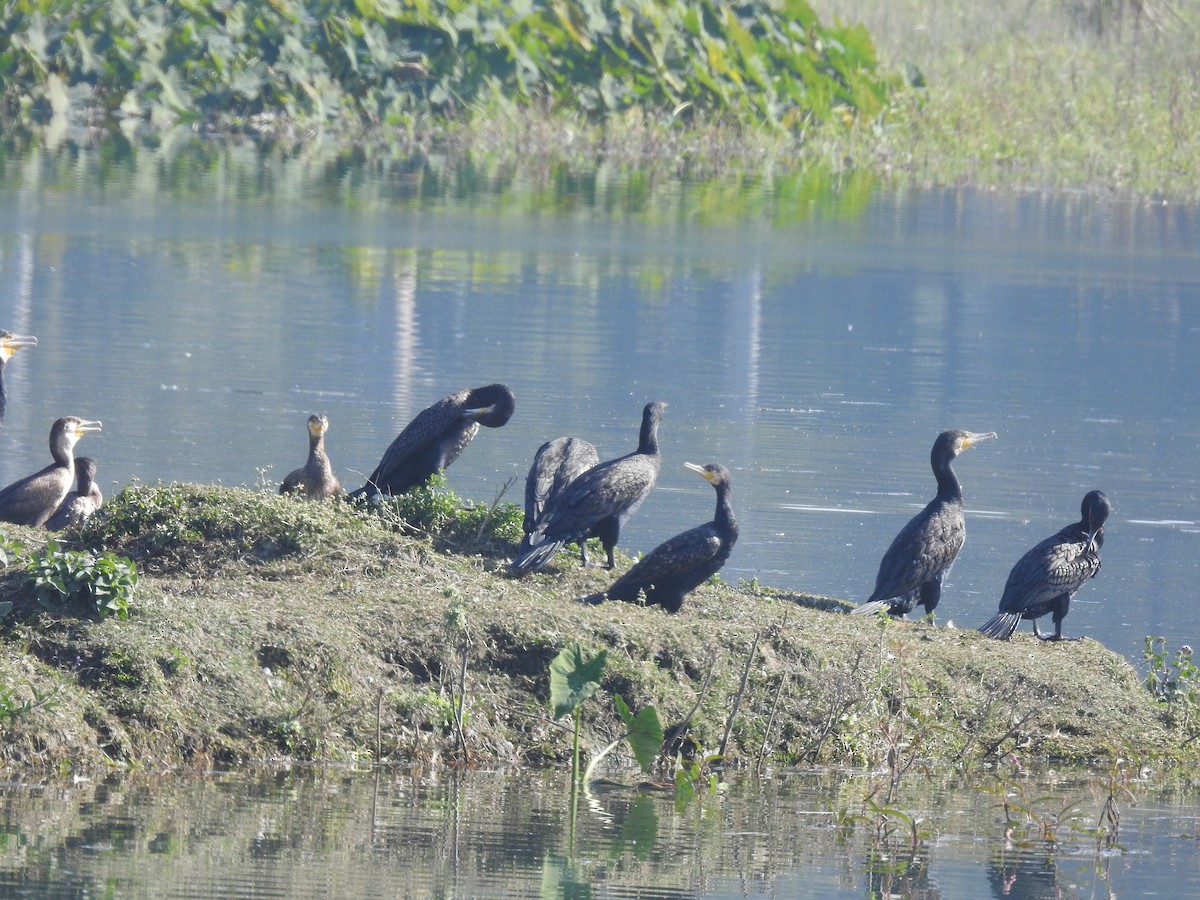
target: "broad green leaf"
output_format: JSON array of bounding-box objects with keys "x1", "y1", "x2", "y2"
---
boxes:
[{"x1": 549, "y1": 642, "x2": 607, "y2": 720}]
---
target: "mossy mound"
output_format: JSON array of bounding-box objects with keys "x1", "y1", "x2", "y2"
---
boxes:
[{"x1": 0, "y1": 483, "x2": 1187, "y2": 777}]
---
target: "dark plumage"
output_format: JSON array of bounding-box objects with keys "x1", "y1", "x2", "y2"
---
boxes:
[
  {"x1": 979, "y1": 490, "x2": 1111, "y2": 641},
  {"x1": 510, "y1": 401, "x2": 666, "y2": 576},
  {"x1": 0, "y1": 416, "x2": 102, "y2": 527},
  {"x1": 46, "y1": 457, "x2": 103, "y2": 531},
  {"x1": 0, "y1": 331, "x2": 37, "y2": 426},
  {"x1": 350, "y1": 384, "x2": 516, "y2": 501},
  {"x1": 523, "y1": 436, "x2": 600, "y2": 562},
  {"x1": 280, "y1": 414, "x2": 343, "y2": 501},
  {"x1": 581, "y1": 462, "x2": 737, "y2": 613},
  {"x1": 852, "y1": 429, "x2": 997, "y2": 620}
]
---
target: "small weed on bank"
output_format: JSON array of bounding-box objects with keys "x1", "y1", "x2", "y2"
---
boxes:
[{"x1": 25, "y1": 541, "x2": 138, "y2": 620}]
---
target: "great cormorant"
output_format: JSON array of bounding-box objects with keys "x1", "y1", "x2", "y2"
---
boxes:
[
  {"x1": 852, "y1": 428, "x2": 997, "y2": 620},
  {"x1": 46, "y1": 457, "x2": 103, "y2": 530},
  {"x1": 349, "y1": 384, "x2": 516, "y2": 501},
  {"x1": 0, "y1": 417, "x2": 102, "y2": 527},
  {"x1": 522, "y1": 436, "x2": 600, "y2": 562},
  {"x1": 978, "y1": 490, "x2": 1111, "y2": 641},
  {"x1": 0, "y1": 331, "x2": 37, "y2": 426},
  {"x1": 510, "y1": 401, "x2": 666, "y2": 576},
  {"x1": 280, "y1": 414, "x2": 343, "y2": 501},
  {"x1": 581, "y1": 462, "x2": 737, "y2": 613}
]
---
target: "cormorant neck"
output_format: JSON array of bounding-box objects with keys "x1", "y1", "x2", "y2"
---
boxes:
[
  {"x1": 714, "y1": 482, "x2": 737, "y2": 533},
  {"x1": 932, "y1": 455, "x2": 963, "y2": 503},
  {"x1": 638, "y1": 413, "x2": 661, "y2": 456}
]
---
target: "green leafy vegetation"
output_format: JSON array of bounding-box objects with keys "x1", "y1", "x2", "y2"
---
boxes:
[
  {"x1": 1144, "y1": 636, "x2": 1200, "y2": 732},
  {"x1": 0, "y1": 0, "x2": 894, "y2": 135},
  {"x1": 24, "y1": 540, "x2": 139, "y2": 620}
]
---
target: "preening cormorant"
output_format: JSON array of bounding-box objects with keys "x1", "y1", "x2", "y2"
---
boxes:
[
  {"x1": 581, "y1": 462, "x2": 737, "y2": 613},
  {"x1": 46, "y1": 457, "x2": 103, "y2": 531},
  {"x1": 350, "y1": 383, "x2": 516, "y2": 501},
  {"x1": 852, "y1": 428, "x2": 997, "y2": 620},
  {"x1": 0, "y1": 416, "x2": 102, "y2": 527},
  {"x1": 522, "y1": 436, "x2": 600, "y2": 562},
  {"x1": 280, "y1": 414, "x2": 343, "y2": 501},
  {"x1": 0, "y1": 331, "x2": 37, "y2": 426},
  {"x1": 510, "y1": 401, "x2": 666, "y2": 576},
  {"x1": 978, "y1": 490, "x2": 1111, "y2": 641}
]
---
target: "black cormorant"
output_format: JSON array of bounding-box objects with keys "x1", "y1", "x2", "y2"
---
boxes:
[
  {"x1": 852, "y1": 428, "x2": 997, "y2": 620},
  {"x1": 46, "y1": 457, "x2": 103, "y2": 531},
  {"x1": 581, "y1": 462, "x2": 737, "y2": 613},
  {"x1": 979, "y1": 490, "x2": 1111, "y2": 641},
  {"x1": 0, "y1": 331, "x2": 37, "y2": 426},
  {"x1": 510, "y1": 401, "x2": 666, "y2": 576},
  {"x1": 522, "y1": 436, "x2": 600, "y2": 562},
  {"x1": 349, "y1": 383, "x2": 516, "y2": 501},
  {"x1": 0, "y1": 416, "x2": 102, "y2": 527},
  {"x1": 280, "y1": 414, "x2": 343, "y2": 501}
]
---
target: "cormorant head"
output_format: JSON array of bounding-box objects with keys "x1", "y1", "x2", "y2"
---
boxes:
[
  {"x1": 934, "y1": 429, "x2": 998, "y2": 462},
  {"x1": 307, "y1": 414, "x2": 330, "y2": 437},
  {"x1": 52, "y1": 416, "x2": 103, "y2": 452},
  {"x1": 75, "y1": 457, "x2": 99, "y2": 491},
  {"x1": 684, "y1": 461, "x2": 731, "y2": 487},
  {"x1": 1081, "y1": 490, "x2": 1112, "y2": 552},
  {"x1": 0, "y1": 331, "x2": 37, "y2": 363},
  {"x1": 464, "y1": 384, "x2": 516, "y2": 428}
]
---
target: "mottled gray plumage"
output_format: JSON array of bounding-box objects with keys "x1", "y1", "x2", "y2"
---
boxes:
[
  {"x1": 0, "y1": 331, "x2": 37, "y2": 426},
  {"x1": 523, "y1": 436, "x2": 600, "y2": 561},
  {"x1": 46, "y1": 457, "x2": 103, "y2": 530},
  {"x1": 281, "y1": 414, "x2": 343, "y2": 501},
  {"x1": 510, "y1": 402, "x2": 666, "y2": 576},
  {"x1": 582, "y1": 462, "x2": 737, "y2": 613},
  {"x1": 0, "y1": 416, "x2": 102, "y2": 527},
  {"x1": 852, "y1": 429, "x2": 997, "y2": 620},
  {"x1": 350, "y1": 383, "x2": 516, "y2": 500},
  {"x1": 979, "y1": 490, "x2": 1111, "y2": 641}
]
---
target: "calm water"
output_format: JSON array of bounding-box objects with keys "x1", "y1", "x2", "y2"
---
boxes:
[
  {"x1": 4, "y1": 766, "x2": 1200, "y2": 898},
  {"x1": 1, "y1": 146, "x2": 1198, "y2": 669}
]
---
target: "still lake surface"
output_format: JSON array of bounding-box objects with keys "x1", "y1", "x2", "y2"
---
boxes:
[{"x1": 1, "y1": 143, "x2": 1199, "y2": 896}]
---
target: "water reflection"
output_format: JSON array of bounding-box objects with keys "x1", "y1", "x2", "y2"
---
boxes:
[
  {"x1": 1, "y1": 767, "x2": 1199, "y2": 898},
  {"x1": 0, "y1": 144, "x2": 1198, "y2": 665}
]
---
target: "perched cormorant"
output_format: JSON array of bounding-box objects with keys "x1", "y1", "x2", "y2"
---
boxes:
[
  {"x1": 979, "y1": 490, "x2": 1111, "y2": 641},
  {"x1": 522, "y1": 436, "x2": 600, "y2": 562},
  {"x1": 510, "y1": 401, "x2": 666, "y2": 576},
  {"x1": 0, "y1": 331, "x2": 37, "y2": 426},
  {"x1": 280, "y1": 414, "x2": 343, "y2": 501},
  {"x1": 0, "y1": 416, "x2": 102, "y2": 527},
  {"x1": 46, "y1": 457, "x2": 103, "y2": 531},
  {"x1": 851, "y1": 428, "x2": 997, "y2": 620},
  {"x1": 349, "y1": 384, "x2": 516, "y2": 501},
  {"x1": 581, "y1": 462, "x2": 737, "y2": 613}
]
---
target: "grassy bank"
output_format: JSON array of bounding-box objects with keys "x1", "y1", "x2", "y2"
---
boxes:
[{"x1": 0, "y1": 483, "x2": 1193, "y2": 778}]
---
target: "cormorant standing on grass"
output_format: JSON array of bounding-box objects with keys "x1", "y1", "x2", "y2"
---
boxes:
[
  {"x1": 281, "y1": 414, "x2": 343, "y2": 501},
  {"x1": 523, "y1": 436, "x2": 600, "y2": 562},
  {"x1": 0, "y1": 417, "x2": 102, "y2": 527},
  {"x1": 46, "y1": 457, "x2": 103, "y2": 530},
  {"x1": 581, "y1": 462, "x2": 737, "y2": 613},
  {"x1": 510, "y1": 402, "x2": 666, "y2": 576},
  {"x1": 979, "y1": 490, "x2": 1111, "y2": 641},
  {"x1": 350, "y1": 384, "x2": 516, "y2": 501},
  {"x1": 851, "y1": 428, "x2": 997, "y2": 620}
]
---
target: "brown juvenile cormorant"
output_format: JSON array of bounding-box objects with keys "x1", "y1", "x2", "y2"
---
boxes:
[
  {"x1": 0, "y1": 416, "x2": 102, "y2": 527},
  {"x1": 510, "y1": 401, "x2": 666, "y2": 576},
  {"x1": 581, "y1": 462, "x2": 737, "y2": 613},
  {"x1": 349, "y1": 383, "x2": 516, "y2": 501},
  {"x1": 280, "y1": 413, "x2": 343, "y2": 501},
  {"x1": 852, "y1": 428, "x2": 997, "y2": 620},
  {"x1": 978, "y1": 490, "x2": 1111, "y2": 641},
  {"x1": 0, "y1": 331, "x2": 37, "y2": 426},
  {"x1": 522, "y1": 436, "x2": 600, "y2": 562},
  {"x1": 46, "y1": 457, "x2": 103, "y2": 531}
]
